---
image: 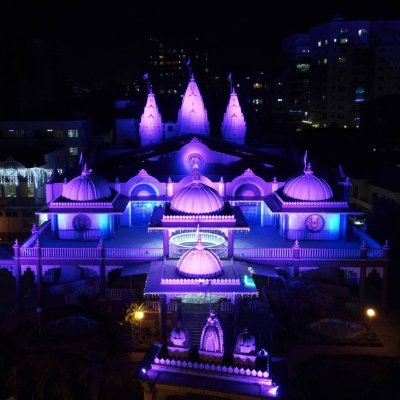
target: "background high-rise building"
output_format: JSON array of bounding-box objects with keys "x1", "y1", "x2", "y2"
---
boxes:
[{"x1": 281, "y1": 19, "x2": 400, "y2": 129}]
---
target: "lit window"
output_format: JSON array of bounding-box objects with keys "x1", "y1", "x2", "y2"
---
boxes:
[
  {"x1": 340, "y1": 38, "x2": 348, "y2": 44},
  {"x1": 277, "y1": 98, "x2": 283, "y2": 102},
  {"x1": 296, "y1": 63, "x2": 310, "y2": 72},
  {"x1": 318, "y1": 41, "x2": 322, "y2": 47},
  {"x1": 358, "y1": 29, "x2": 367, "y2": 37},
  {"x1": 253, "y1": 98, "x2": 263, "y2": 105},
  {"x1": 46, "y1": 129, "x2": 53, "y2": 132},
  {"x1": 333, "y1": 38, "x2": 337, "y2": 43},
  {"x1": 338, "y1": 57, "x2": 346, "y2": 63},
  {"x1": 324, "y1": 39, "x2": 328, "y2": 45},
  {"x1": 323, "y1": 58, "x2": 328, "y2": 64},
  {"x1": 67, "y1": 129, "x2": 79, "y2": 138},
  {"x1": 68, "y1": 147, "x2": 79, "y2": 156}
]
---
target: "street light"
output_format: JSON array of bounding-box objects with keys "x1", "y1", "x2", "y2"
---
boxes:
[
  {"x1": 135, "y1": 310, "x2": 145, "y2": 339},
  {"x1": 366, "y1": 308, "x2": 376, "y2": 324}
]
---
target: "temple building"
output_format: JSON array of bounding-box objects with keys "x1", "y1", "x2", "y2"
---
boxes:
[{"x1": 2, "y1": 74, "x2": 391, "y2": 399}]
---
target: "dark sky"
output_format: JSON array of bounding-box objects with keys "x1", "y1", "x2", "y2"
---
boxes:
[{"x1": 3, "y1": 0, "x2": 400, "y2": 84}]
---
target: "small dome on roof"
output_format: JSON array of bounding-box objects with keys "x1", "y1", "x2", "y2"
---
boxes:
[
  {"x1": 170, "y1": 322, "x2": 189, "y2": 347},
  {"x1": 176, "y1": 239, "x2": 223, "y2": 278},
  {"x1": 171, "y1": 179, "x2": 224, "y2": 214},
  {"x1": 62, "y1": 164, "x2": 111, "y2": 201},
  {"x1": 0, "y1": 156, "x2": 25, "y2": 169},
  {"x1": 235, "y1": 327, "x2": 256, "y2": 354},
  {"x1": 283, "y1": 163, "x2": 333, "y2": 201}
]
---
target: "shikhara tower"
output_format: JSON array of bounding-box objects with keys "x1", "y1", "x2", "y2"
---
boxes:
[
  {"x1": 177, "y1": 74, "x2": 210, "y2": 136},
  {"x1": 139, "y1": 89, "x2": 164, "y2": 145},
  {"x1": 221, "y1": 87, "x2": 246, "y2": 145}
]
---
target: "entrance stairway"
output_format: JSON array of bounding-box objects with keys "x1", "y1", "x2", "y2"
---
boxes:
[{"x1": 179, "y1": 303, "x2": 213, "y2": 345}]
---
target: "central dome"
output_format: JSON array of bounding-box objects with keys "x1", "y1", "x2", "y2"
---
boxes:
[
  {"x1": 283, "y1": 163, "x2": 333, "y2": 201},
  {"x1": 176, "y1": 239, "x2": 223, "y2": 278},
  {"x1": 171, "y1": 180, "x2": 224, "y2": 214},
  {"x1": 63, "y1": 165, "x2": 111, "y2": 201}
]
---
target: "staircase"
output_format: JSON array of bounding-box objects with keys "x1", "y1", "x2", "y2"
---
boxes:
[{"x1": 179, "y1": 303, "x2": 212, "y2": 345}]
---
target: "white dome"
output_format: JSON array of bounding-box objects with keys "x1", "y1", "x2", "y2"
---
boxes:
[
  {"x1": 176, "y1": 240, "x2": 223, "y2": 278},
  {"x1": 235, "y1": 327, "x2": 256, "y2": 354},
  {"x1": 170, "y1": 322, "x2": 189, "y2": 347},
  {"x1": 63, "y1": 165, "x2": 111, "y2": 201},
  {"x1": 171, "y1": 180, "x2": 224, "y2": 214},
  {"x1": 283, "y1": 163, "x2": 333, "y2": 201}
]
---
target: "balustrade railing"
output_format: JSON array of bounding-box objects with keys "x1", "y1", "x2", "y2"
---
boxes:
[
  {"x1": 105, "y1": 248, "x2": 163, "y2": 258},
  {"x1": 18, "y1": 244, "x2": 385, "y2": 261},
  {"x1": 65, "y1": 284, "x2": 99, "y2": 305}
]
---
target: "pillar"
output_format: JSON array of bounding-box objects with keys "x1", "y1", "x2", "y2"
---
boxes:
[
  {"x1": 13, "y1": 239, "x2": 23, "y2": 312},
  {"x1": 340, "y1": 214, "x2": 347, "y2": 239},
  {"x1": 35, "y1": 240, "x2": 43, "y2": 307},
  {"x1": 382, "y1": 264, "x2": 389, "y2": 315},
  {"x1": 163, "y1": 230, "x2": 170, "y2": 258},
  {"x1": 218, "y1": 177, "x2": 225, "y2": 197},
  {"x1": 228, "y1": 231, "x2": 234, "y2": 258},
  {"x1": 98, "y1": 239, "x2": 106, "y2": 299},
  {"x1": 167, "y1": 177, "x2": 173, "y2": 197},
  {"x1": 359, "y1": 265, "x2": 366, "y2": 310},
  {"x1": 142, "y1": 382, "x2": 156, "y2": 400},
  {"x1": 159, "y1": 295, "x2": 168, "y2": 342}
]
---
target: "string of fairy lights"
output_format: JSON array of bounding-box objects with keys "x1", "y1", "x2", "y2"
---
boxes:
[{"x1": 0, "y1": 168, "x2": 63, "y2": 188}]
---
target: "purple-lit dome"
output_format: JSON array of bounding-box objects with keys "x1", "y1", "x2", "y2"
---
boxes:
[
  {"x1": 171, "y1": 180, "x2": 224, "y2": 214},
  {"x1": 283, "y1": 163, "x2": 333, "y2": 201},
  {"x1": 235, "y1": 327, "x2": 256, "y2": 354},
  {"x1": 63, "y1": 165, "x2": 111, "y2": 201},
  {"x1": 176, "y1": 239, "x2": 223, "y2": 278},
  {"x1": 170, "y1": 321, "x2": 189, "y2": 347}
]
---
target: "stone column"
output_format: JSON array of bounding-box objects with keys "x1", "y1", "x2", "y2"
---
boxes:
[
  {"x1": 163, "y1": 230, "x2": 170, "y2": 258},
  {"x1": 98, "y1": 239, "x2": 106, "y2": 299},
  {"x1": 13, "y1": 239, "x2": 23, "y2": 312},
  {"x1": 35, "y1": 239, "x2": 43, "y2": 307},
  {"x1": 141, "y1": 382, "x2": 156, "y2": 400},
  {"x1": 382, "y1": 264, "x2": 389, "y2": 315},
  {"x1": 293, "y1": 240, "x2": 300, "y2": 278},
  {"x1": 228, "y1": 230, "x2": 234, "y2": 258},
  {"x1": 359, "y1": 265, "x2": 366, "y2": 310},
  {"x1": 159, "y1": 295, "x2": 168, "y2": 343}
]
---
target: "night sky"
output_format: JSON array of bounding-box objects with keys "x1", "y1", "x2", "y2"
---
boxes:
[{"x1": 2, "y1": 0, "x2": 400, "y2": 84}]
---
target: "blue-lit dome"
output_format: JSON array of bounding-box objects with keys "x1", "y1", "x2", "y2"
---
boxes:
[
  {"x1": 176, "y1": 239, "x2": 223, "y2": 278},
  {"x1": 63, "y1": 165, "x2": 111, "y2": 201},
  {"x1": 171, "y1": 179, "x2": 224, "y2": 214},
  {"x1": 283, "y1": 163, "x2": 333, "y2": 201}
]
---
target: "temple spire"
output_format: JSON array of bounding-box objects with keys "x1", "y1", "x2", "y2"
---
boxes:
[
  {"x1": 221, "y1": 87, "x2": 246, "y2": 145},
  {"x1": 139, "y1": 89, "x2": 164, "y2": 146},
  {"x1": 177, "y1": 74, "x2": 210, "y2": 136}
]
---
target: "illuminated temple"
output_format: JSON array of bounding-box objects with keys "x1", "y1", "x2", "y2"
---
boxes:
[{"x1": 9, "y1": 75, "x2": 389, "y2": 398}]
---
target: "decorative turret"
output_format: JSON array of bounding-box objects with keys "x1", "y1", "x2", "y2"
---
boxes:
[
  {"x1": 221, "y1": 87, "x2": 246, "y2": 145},
  {"x1": 139, "y1": 89, "x2": 164, "y2": 145},
  {"x1": 199, "y1": 310, "x2": 224, "y2": 363},
  {"x1": 233, "y1": 327, "x2": 257, "y2": 366},
  {"x1": 177, "y1": 74, "x2": 210, "y2": 136},
  {"x1": 167, "y1": 321, "x2": 190, "y2": 358}
]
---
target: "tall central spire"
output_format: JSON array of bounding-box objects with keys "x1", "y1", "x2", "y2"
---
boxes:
[
  {"x1": 139, "y1": 89, "x2": 164, "y2": 146},
  {"x1": 177, "y1": 74, "x2": 210, "y2": 136},
  {"x1": 221, "y1": 87, "x2": 246, "y2": 145}
]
